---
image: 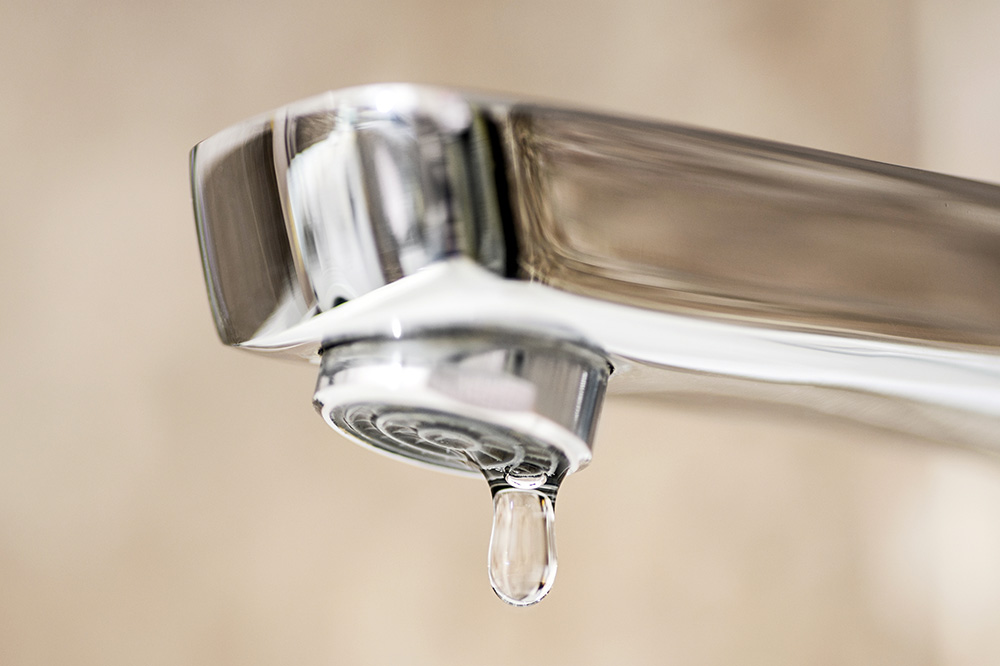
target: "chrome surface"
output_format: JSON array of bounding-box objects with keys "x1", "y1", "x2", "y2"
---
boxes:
[
  {"x1": 191, "y1": 86, "x2": 513, "y2": 347},
  {"x1": 191, "y1": 83, "x2": 1000, "y2": 454},
  {"x1": 313, "y1": 330, "x2": 609, "y2": 489}
]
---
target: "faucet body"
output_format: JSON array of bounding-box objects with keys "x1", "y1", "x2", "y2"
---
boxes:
[{"x1": 191, "y1": 83, "x2": 1000, "y2": 457}]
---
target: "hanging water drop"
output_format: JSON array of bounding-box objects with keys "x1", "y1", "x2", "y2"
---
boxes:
[
  {"x1": 488, "y1": 488, "x2": 557, "y2": 606},
  {"x1": 504, "y1": 466, "x2": 548, "y2": 490}
]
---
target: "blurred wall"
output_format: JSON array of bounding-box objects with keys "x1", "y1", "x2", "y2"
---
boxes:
[{"x1": 2, "y1": 1, "x2": 1000, "y2": 665}]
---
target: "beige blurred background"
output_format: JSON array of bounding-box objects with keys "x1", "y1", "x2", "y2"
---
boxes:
[{"x1": 3, "y1": 1, "x2": 1000, "y2": 664}]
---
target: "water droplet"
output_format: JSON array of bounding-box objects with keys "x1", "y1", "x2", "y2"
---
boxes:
[
  {"x1": 504, "y1": 466, "x2": 547, "y2": 489},
  {"x1": 488, "y1": 488, "x2": 557, "y2": 606},
  {"x1": 504, "y1": 472, "x2": 549, "y2": 490}
]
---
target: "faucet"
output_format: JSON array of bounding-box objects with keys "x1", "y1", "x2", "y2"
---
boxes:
[{"x1": 190, "y1": 83, "x2": 1000, "y2": 605}]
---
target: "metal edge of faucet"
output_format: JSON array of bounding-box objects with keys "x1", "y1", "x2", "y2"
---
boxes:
[
  {"x1": 190, "y1": 84, "x2": 516, "y2": 351},
  {"x1": 190, "y1": 83, "x2": 1000, "y2": 452}
]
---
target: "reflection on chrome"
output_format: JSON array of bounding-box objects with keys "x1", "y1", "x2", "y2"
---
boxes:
[{"x1": 191, "y1": 83, "x2": 1000, "y2": 460}]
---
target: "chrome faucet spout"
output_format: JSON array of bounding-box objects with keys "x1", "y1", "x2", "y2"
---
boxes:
[
  {"x1": 192, "y1": 83, "x2": 1000, "y2": 454},
  {"x1": 191, "y1": 84, "x2": 1000, "y2": 604}
]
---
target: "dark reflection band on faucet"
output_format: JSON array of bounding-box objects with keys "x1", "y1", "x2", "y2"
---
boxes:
[{"x1": 191, "y1": 117, "x2": 301, "y2": 345}]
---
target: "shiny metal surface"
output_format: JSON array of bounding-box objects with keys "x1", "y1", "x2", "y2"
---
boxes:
[
  {"x1": 192, "y1": 86, "x2": 513, "y2": 347},
  {"x1": 191, "y1": 83, "x2": 1000, "y2": 454},
  {"x1": 192, "y1": 83, "x2": 1000, "y2": 352},
  {"x1": 313, "y1": 330, "x2": 609, "y2": 488},
  {"x1": 511, "y1": 107, "x2": 1000, "y2": 348}
]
